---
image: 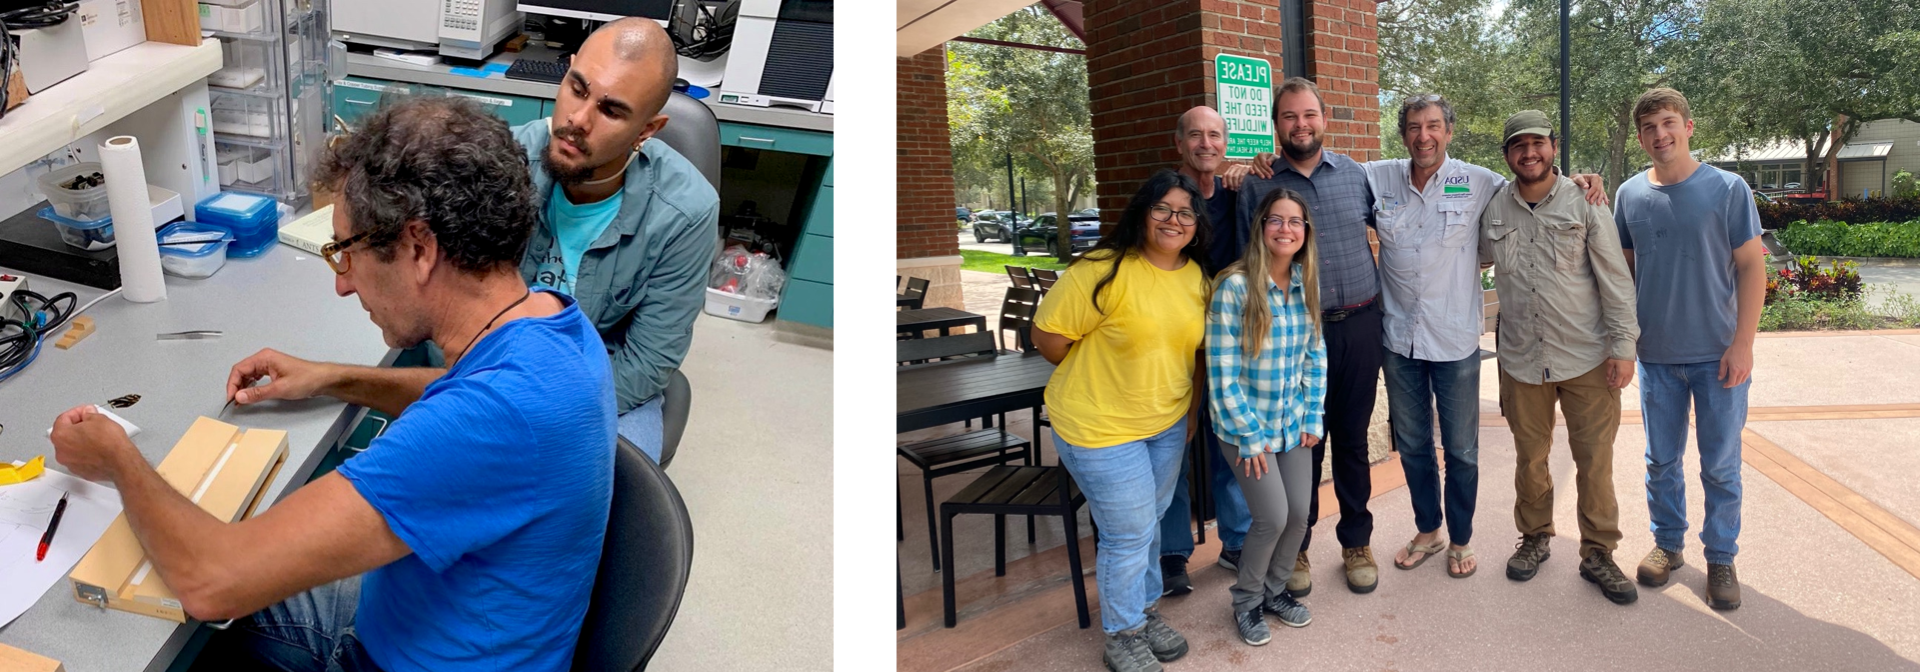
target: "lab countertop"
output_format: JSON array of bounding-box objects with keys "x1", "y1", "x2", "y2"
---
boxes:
[
  {"x1": 0, "y1": 246, "x2": 394, "y2": 671},
  {"x1": 343, "y1": 51, "x2": 836, "y2": 133}
]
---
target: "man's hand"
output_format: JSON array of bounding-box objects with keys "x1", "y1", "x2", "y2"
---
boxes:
[
  {"x1": 1221, "y1": 163, "x2": 1253, "y2": 191},
  {"x1": 50, "y1": 405, "x2": 139, "y2": 482},
  {"x1": 1300, "y1": 433, "x2": 1321, "y2": 450},
  {"x1": 1719, "y1": 342, "x2": 1754, "y2": 388},
  {"x1": 1250, "y1": 152, "x2": 1278, "y2": 179},
  {"x1": 1571, "y1": 174, "x2": 1610, "y2": 206},
  {"x1": 227, "y1": 349, "x2": 336, "y2": 405},
  {"x1": 1605, "y1": 358, "x2": 1636, "y2": 389}
]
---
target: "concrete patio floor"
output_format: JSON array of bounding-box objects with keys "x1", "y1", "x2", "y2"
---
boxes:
[{"x1": 897, "y1": 279, "x2": 1920, "y2": 672}]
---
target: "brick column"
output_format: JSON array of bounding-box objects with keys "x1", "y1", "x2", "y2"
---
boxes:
[
  {"x1": 896, "y1": 46, "x2": 964, "y2": 309},
  {"x1": 1305, "y1": 0, "x2": 1380, "y2": 160}
]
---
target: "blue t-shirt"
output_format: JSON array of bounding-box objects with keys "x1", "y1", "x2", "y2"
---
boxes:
[
  {"x1": 1613, "y1": 164, "x2": 1762, "y2": 364},
  {"x1": 338, "y1": 290, "x2": 616, "y2": 672},
  {"x1": 532, "y1": 185, "x2": 624, "y2": 295}
]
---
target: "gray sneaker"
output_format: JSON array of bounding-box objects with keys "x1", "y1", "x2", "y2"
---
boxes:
[
  {"x1": 1233, "y1": 606, "x2": 1271, "y2": 646},
  {"x1": 1140, "y1": 607, "x2": 1189, "y2": 662},
  {"x1": 1262, "y1": 590, "x2": 1312, "y2": 628},
  {"x1": 1103, "y1": 628, "x2": 1162, "y2": 672}
]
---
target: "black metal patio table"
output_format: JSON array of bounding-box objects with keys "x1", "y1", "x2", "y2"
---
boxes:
[{"x1": 896, "y1": 307, "x2": 988, "y2": 339}]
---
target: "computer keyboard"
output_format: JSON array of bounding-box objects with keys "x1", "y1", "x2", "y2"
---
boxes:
[{"x1": 505, "y1": 57, "x2": 570, "y2": 85}]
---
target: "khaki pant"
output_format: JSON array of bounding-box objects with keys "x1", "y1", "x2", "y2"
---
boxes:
[{"x1": 1499, "y1": 362, "x2": 1623, "y2": 558}]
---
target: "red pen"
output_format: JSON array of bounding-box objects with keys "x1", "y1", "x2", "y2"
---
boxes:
[{"x1": 36, "y1": 492, "x2": 68, "y2": 562}]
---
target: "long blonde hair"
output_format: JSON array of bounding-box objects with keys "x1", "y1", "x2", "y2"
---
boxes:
[{"x1": 1216, "y1": 188, "x2": 1321, "y2": 358}]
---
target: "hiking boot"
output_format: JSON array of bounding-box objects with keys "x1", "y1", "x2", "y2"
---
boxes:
[
  {"x1": 1160, "y1": 555, "x2": 1192, "y2": 597},
  {"x1": 1341, "y1": 546, "x2": 1378, "y2": 594},
  {"x1": 1287, "y1": 551, "x2": 1313, "y2": 597},
  {"x1": 1637, "y1": 547, "x2": 1684, "y2": 587},
  {"x1": 1217, "y1": 548, "x2": 1242, "y2": 572},
  {"x1": 1233, "y1": 606, "x2": 1271, "y2": 646},
  {"x1": 1140, "y1": 606, "x2": 1189, "y2": 662},
  {"x1": 1578, "y1": 550, "x2": 1639, "y2": 605},
  {"x1": 1262, "y1": 590, "x2": 1312, "y2": 628},
  {"x1": 1102, "y1": 628, "x2": 1162, "y2": 672},
  {"x1": 1707, "y1": 563, "x2": 1742, "y2": 611},
  {"x1": 1506, "y1": 533, "x2": 1552, "y2": 582}
]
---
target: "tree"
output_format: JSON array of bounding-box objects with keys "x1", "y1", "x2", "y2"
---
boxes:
[{"x1": 946, "y1": 6, "x2": 1092, "y2": 261}]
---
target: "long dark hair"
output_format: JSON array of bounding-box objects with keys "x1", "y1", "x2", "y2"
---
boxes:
[{"x1": 1073, "y1": 169, "x2": 1212, "y2": 314}]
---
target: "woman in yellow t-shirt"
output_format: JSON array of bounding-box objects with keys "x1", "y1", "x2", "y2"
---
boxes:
[{"x1": 1031, "y1": 169, "x2": 1211, "y2": 670}]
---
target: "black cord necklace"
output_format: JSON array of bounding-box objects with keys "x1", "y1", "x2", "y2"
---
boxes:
[{"x1": 453, "y1": 289, "x2": 532, "y2": 366}]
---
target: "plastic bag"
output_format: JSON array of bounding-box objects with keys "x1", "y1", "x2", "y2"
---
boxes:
[
  {"x1": 709, "y1": 245, "x2": 753, "y2": 294},
  {"x1": 741, "y1": 251, "x2": 787, "y2": 301}
]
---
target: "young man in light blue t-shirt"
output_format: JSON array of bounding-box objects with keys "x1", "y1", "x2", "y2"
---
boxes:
[{"x1": 1611, "y1": 88, "x2": 1766, "y2": 612}]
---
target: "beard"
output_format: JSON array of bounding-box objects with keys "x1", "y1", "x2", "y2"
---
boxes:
[
  {"x1": 542, "y1": 125, "x2": 597, "y2": 184},
  {"x1": 1281, "y1": 130, "x2": 1323, "y2": 161},
  {"x1": 1512, "y1": 160, "x2": 1553, "y2": 186}
]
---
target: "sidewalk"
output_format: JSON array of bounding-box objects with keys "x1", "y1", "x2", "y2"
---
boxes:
[{"x1": 898, "y1": 327, "x2": 1920, "y2": 672}]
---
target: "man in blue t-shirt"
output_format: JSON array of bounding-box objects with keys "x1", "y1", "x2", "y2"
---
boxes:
[
  {"x1": 50, "y1": 97, "x2": 616, "y2": 672},
  {"x1": 516, "y1": 18, "x2": 720, "y2": 465},
  {"x1": 1611, "y1": 87, "x2": 1765, "y2": 612}
]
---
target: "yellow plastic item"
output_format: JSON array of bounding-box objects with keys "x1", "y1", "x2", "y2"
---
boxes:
[{"x1": 0, "y1": 455, "x2": 45, "y2": 484}]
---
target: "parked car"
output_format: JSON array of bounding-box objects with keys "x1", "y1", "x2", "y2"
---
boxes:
[
  {"x1": 1015, "y1": 212, "x2": 1102, "y2": 256},
  {"x1": 1076, "y1": 207, "x2": 1099, "y2": 218},
  {"x1": 970, "y1": 211, "x2": 1030, "y2": 243},
  {"x1": 957, "y1": 206, "x2": 972, "y2": 222}
]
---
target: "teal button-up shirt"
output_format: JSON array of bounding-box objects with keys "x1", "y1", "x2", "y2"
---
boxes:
[{"x1": 515, "y1": 118, "x2": 721, "y2": 412}]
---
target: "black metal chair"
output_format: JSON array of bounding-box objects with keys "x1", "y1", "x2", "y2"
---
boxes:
[
  {"x1": 900, "y1": 277, "x2": 930, "y2": 310},
  {"x1": 1030, "y1": 268, "x2": 1059, "y2": 294},
  {"x1": 996, "y1": 287, "x2": 1041, "y2": 352},
  {"x1": 1005, "y1": 264, "x2": 1035, "y2": 290},
  {"x1": 941, "y1": 465, "x2": 1090, "y2": 629},
  {"x1": 658, "y1": 369, "x2": 691, "y2": 470},
  {"x1": 571, "y1": 437, "x2": 693, "y2": 672},
  {"x1": 897, "y1": 332, "x2": 1033, "y2": 571}
]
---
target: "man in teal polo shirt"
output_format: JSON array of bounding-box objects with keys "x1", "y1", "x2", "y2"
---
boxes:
[{"x1": 514, "y1": 18, "x2": 720, "y2": 462}]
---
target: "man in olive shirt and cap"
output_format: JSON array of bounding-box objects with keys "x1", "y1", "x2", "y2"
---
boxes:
[{"x1": 1479, "y1": 110, "x2": 1641, "y2": 605}]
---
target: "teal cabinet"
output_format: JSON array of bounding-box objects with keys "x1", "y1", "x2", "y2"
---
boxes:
[
  {"x1": 331, "y1": 76, "x2": 396, "y2": 127},
  {"x1": 720, "y1": 122, "x2": 833, "y2": 156},
  {"x1": 789, "y1": 233, "x2": 833, "y2": 284},
  {"x1": 540, "y1": 99, "x2": 555, "y2": 118},
  {"x1": 331, "y1": 77, "x2": 542, "y2": 129},
  {"x1": 781, "y1": 278, "x2": 832, "y2": 328}
]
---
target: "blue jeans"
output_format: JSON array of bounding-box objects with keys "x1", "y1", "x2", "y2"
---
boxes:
[
  {"x1": 219, "y1": 576, "x2": 382, "y2": 672},
  {"x1": 1053, "y1": 417, "x2": 1188, "y2": 634},
  {"x1": 1159, "y1": 420, "x2": 1249, "y2": 557},
  {"x1": 1384, "y1": 349, "x2": 1481, "y2": 546},
  {"x1": 1640, "y1": 361, "x2": 1748, "y2": 565},
  {"x1": 617, "y1": 395, "x2": 666, "y2": 463}
]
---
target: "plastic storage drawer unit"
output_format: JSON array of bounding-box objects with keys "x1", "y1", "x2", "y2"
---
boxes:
[{"x1": 194, "y1": 191, "x2": 281, "y2": 257}]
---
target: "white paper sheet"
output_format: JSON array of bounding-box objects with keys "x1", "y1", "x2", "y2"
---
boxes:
[{"x1": 0, "y1": 464, "x2": 123, "y2": 628}]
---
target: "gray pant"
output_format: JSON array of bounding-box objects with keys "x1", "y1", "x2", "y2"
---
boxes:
[{"x1": 1221, "y1": 440, "x2": 1314, "y2": 613}]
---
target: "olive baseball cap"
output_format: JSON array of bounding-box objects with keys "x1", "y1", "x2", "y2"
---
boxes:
[{"x1": 1503, "y1": 110, "x2": 1554, "y2": 148}]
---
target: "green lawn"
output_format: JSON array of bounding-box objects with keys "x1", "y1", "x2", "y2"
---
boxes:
[{"x1": 961, "y1": 249, "x2": 1071, "y2": 273}]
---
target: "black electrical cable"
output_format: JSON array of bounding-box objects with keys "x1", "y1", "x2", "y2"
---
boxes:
[
  {"x1": 0, "y1": 1, "x2": 78, "y2": 30},
  {"x1": 0, "y1": 21, "x2": 16, "y2": 116},
  {"x1": 0, "y1": 288, "x2": 77, "y2": 380}
]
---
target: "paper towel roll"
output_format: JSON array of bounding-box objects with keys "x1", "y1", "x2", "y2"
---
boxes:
[{"x1": 101, "y1": 136, "x2": 166, "y2": 303}]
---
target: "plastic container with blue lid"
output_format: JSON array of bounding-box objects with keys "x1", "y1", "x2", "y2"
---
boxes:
[
  {"x1": 156, "y1": 223, "x2": 237, "y2": 278},
  {"x1": 194, "y1": 191, "x2": 280, "y2": 258}
]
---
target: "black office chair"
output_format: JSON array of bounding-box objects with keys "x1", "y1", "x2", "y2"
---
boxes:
[
  {"x1": 659, "y1": 369, "x2": 692, "y2": 469},
  {"x1": 654, "y1": 91, "x2": 721, "y2": 192},
  {"x1": 571, "y1": 437, "x2": 694, "y2": 672}
]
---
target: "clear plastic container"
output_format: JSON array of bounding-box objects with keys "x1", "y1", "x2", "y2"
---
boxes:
[
  {"x1": 194, "y1": 191, "x2": 281, "y2": 257},
  {"x1": 37, "y1": 206, "x2": 116, "y2": 251},
  {"x1": 157, "y1": 223, "x2": 235, "y2": 278},
  {"x1": 37, "y1": 162, "x2": 112, "y2": 220}
]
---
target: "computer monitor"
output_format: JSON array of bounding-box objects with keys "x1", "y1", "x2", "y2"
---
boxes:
[{"x1": 517, "y1": 0, "x2": 674, "y2": 22}]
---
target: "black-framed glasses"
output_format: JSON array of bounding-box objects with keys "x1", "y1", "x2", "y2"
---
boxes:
[
  {"x1": 319, "y1": 231, "x2": 371, "y2": 275},
  {"x1": 1262, "y1": 215, "x2": 1307, "y2": 229},
  {"x1": 1148, "y1": 204, "x2": 1197, "y2": 226}
]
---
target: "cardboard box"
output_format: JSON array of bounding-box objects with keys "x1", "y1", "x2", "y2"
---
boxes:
[
  {"x1": 68, "y1": 417, "x2": 288, "y2": 622},
  {"x1": 2, "y1": 70, "x2": 27, "y2": 114}
]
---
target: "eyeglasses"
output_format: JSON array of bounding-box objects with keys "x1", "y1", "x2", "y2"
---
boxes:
[
  {"x1": 1148, "y1": 204, "x2": 1198, "y2": 226},
  {"x1": 1262, "y1": 215, "x2": 1307, "y2": 229},
  {"x1": 319, "y1": 230, "x2": 371, "y2": 275}
]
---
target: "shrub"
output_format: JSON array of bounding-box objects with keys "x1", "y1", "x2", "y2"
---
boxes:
[
  {"x1": 1894, "y1": 170, "x2": 1920, "y2": 199},
  {"x1": 1757, "y1": 195, "x2": 1920, "y2": 229},
  {"x1": 1765, "y1": 256, "x2": 1863, "y2": 304},
  {"x1": 1774, "y1": 220, "x2": 1920, "y2": 258}
]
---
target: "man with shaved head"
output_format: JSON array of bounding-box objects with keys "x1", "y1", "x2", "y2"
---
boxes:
[
  {"x1": 516, "y1": 17, "x2": 720, "y2": 463},
  {"x1": 1154, "y1": 105, "x2": 1255, "y2": 597}
]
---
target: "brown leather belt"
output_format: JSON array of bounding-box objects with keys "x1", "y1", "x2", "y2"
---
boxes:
[{"x1": 1322, "y1": 297, "x2": 1377, "y2": 323}]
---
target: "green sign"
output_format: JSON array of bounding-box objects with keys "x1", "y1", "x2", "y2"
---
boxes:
[{"x1": 1214, "y1": 55, "x2": 1274, "y2": 159}]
